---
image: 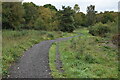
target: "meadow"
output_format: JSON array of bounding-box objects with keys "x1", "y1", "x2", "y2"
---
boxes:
[
  {"x1": 2, "y1": 1, "x2": 119, "y2": 78},
  {"x1": 2, "y1": 30, "x2": 60, "y2": 76},
  {"x1": 2, "y1": 29, "x2": 79, "y2": 76},
  {"x1": 49, "y1": 28, "x2": 118, "y2": 78}
]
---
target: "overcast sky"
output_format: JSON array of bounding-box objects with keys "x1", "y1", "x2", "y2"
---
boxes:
[{"x1": 23, "y1": 0, "x2": 119, "y2": 13}]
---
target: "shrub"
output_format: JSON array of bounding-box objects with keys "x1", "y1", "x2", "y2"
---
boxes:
[
  {"x1": 112, "y1": 34, "x2": 120, "y2": 46},
  {"x1": 89, "y1": 22, "x2": 111, "y2": 37},
  {"x1": 47, "y1": 33, "x2": 54, "y2": 39}
]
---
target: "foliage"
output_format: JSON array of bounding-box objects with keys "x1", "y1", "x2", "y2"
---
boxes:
[
  {"x1": 49, "y1": 29, "x2": 118, "y2": 78},
  {"x1": 2, "y1": 2, "x2": 118, "y2": 32},
  {"x1": 34, "y1": 6, "x2": 58, "y2": 31},
  {"x1": 23, "y1": 2, "x2": 39, "y2": 29},
  {"x1": 74, "y1": 4, "x2": 80, "y2": 13},
  {"x1": 2, "y1": 29, "x2": 77, "y2": 76},
  {"x1": 43, "y1": 4, "x2": 57, "y2": 11},
  {"x1": 59, "y1": 6, "x2": 75, "y2": 32},
  {"x1": 89, "y1": 22, "x2": 111, "y2": 37},
  {"x1": 73, "y1": 12, "x2": 86, "y2": 27},
  {"x1": 86, "y1": 5, "x2": 96, "y2": 26},
  {"x1": 112, "y1": 34, "x2": 120, "y2": 46},
  {"x1": 2, "y1": 2, "x2": 25, "y2": 30},
  {"x1": 96, "y1": 11, "x2": 117, "y2": 24}
]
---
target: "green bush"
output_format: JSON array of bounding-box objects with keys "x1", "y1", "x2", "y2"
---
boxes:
[
  {"x1": 89, "y1": 22, "x2": 111, "y2": 37},
  {"x1": 112, "y1": 34, "x2": 120, "y2": 46},
  {"x1": 47, "y1": 33, "x2": 54, "y2": 39}
]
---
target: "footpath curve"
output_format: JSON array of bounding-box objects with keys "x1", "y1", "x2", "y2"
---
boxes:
[{"x1": 8, "y1": 34, "x2": 82, "y2": 78}]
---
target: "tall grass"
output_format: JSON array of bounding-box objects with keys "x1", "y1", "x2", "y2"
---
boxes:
[
  {"x1": 2, "y1": 30, "x2": 63, "y2": 76},
  {"x1": 49, "y1": 28, "x2": 118, "y2": 78},
  {"x1": 2, "y1": 29, "x2": 78, "y2": 77}
]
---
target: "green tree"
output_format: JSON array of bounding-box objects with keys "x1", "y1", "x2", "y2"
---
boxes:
[
  {"x1": 23, "y1": 2, "x2": 39, "y2": 29},
  {"x1": 2, "y1": 2, "x2": 25, "y2": 29},
  {"x1": 102, "y1": 11, "x2": 115, "y2": 24},
  {"x1": 74, "y1": 12, "x2": 86, "y2": 27},
  {"x1": 86, "y1": 5, "x2": 96, "y2": 26},
  {"x1": 96, "y1": 11, "x2": 117, "y2": 24},
  {"x1": 59, "y1": 6, "x2": 75, "y2": 32},
  {"x1": 34, "y1": 6, "x2": 58, "y2": 30},
  {"x1": 43, "y1": 4, "x2": 57, "y2": 11},
  {"x1": 74, "y1": 4, "x2": 80, "y2": 13}
]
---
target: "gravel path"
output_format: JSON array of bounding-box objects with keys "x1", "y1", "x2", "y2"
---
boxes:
[{"x1": 8, "y1": 34, "x2": 82, "y2": 78}]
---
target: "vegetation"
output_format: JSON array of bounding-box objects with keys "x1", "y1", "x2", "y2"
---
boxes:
[
  {"x1": 86, "y1": 5, "x2": 96, "y2": 26},
  {"x1": 2, "y1": 30, "x2": 64, "y2": 76},
  {"x1": 2, "y1": 1, "x2": 119, "y2": 78},
  {"x1": 49, "y1": 29, "x2": 118, "y2": 78},
  {"x1": 2, "y1": 2, "x2": 24, "y2": 29},
  {"x1": 43, "y1": 4, "x2": 57, "y2": 11},
  {"x1": 59, "y1": 6, "x2": 75, "y2": 32},
  {"x1": 2, "y1": 2, "x2": 118, "y2": 31},
  {"x1": 89, "y1": 22, "x2": 111, "y2": 37}
]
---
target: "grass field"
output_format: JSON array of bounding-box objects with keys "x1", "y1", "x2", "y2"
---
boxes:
[
  {"x1": 2, "y1": 30, "x2": 63, "y2": 76},
  {"x1": 2, "y1": 28, "x2": 119, "y2": 78},
  {"x1": 49, "y1": 28, "x2": 118, "y2": 78},
  {"x1": 2, "y1": 29, "x2": 79, "y2": 76}
]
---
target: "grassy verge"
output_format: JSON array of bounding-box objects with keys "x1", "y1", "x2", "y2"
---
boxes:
[
  {"x1": 2, "y1": 30, "x2": 68, "y2": 76},
  {"x1": 49, "y1": 43, "x2": 64, "y2": 78},
  {"x1": 49, "y1": 28, "x2": 118, "y2": 78}
]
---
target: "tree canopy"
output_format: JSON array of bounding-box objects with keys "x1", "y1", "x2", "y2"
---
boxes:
[{"x1": 2, "y1": 2, "x2": 118, "y2": 32}]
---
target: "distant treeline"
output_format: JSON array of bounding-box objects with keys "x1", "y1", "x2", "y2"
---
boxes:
[{"x1": 2, "y1": 2, "x2": 118, "y2": 32}]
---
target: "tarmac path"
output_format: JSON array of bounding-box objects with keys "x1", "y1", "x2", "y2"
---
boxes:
[{"x1": 8, "y1": 34, "x2": 82, "y2": 78}]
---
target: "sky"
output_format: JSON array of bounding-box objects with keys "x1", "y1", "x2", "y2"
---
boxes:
[{"x1": 23, "y1": 0, "x2": 119, "y2": 13}]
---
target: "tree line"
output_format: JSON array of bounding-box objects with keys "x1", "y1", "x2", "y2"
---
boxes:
[{"x1": 2, "y1": 2, "x2": 118, "y2": 32}]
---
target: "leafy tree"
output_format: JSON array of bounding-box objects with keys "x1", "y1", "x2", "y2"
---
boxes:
[
  {"x1": 74, "y1": 12, "x2": 86, "y2": 27},
  {"x1": 34, "y1": 6, "x2": 58, "y2": 30},
  {"x1": 89, "y1": 22, "x2": 111, "y2": 37},
  {"x1": 23, "y1": 2, "x2": 39, "y2": 29},
  {"x1": 43, "y1": 4, "x2": 57, "y2": 11},
  {"x1": 74, "y1": 4, "x2": 80, "y2": 13},
  {"x1": 59, "y1": 6, "x2": 75, "y2": 32},
  {"x1": 102, "y1": 11, "x2": 115, "y2": 24},
  {"x1": 96, "y1": 11, "x2": 117, "y2": 24},
  {"x1": 2, "y1": 2, "x2": 25, "y2": 29},
  {"x1": 86, "y1": 5, "x2": 96, "y2": 26}
]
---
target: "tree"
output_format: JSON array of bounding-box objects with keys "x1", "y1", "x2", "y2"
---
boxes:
[
  {"x1": 23, "y1": 2, "x2": 39, "y2": 29},
  {"x1": 74, "y1": 4, "x2": 80, "y2": 13},
  {"x1": 59, "y1": 6, "x2": 75, "y2": 32},
  {"x1": 74, "y1": 12, "x2": 86, "y2": 27},
  {"x1": 96, "y1": 11, "x2": 117, "y2": 24},
  {"x1": 43, "y1": 4, "x2": 57, "y2": 11},
  {"x1": 86, "y1": 5, "x2": 96, "y2": 26},
  {"x1": 102, "y1": 11, "x2": 115, "y2": 24},
  {"x1": 34, "y1": 6, "x2": 58, "y2": 31},
  {"x1": 2, "y1": 2, "x2": 25, "y2": 29}
]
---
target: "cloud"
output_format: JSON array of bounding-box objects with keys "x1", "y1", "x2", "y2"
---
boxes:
[{"x1": 23, "y1": 0, "x2": 119, "y2": 13}]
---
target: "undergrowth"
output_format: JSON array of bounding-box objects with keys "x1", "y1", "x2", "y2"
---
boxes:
[{"x1": 49, "y1": 28, "x2": 118, "y2": 78}]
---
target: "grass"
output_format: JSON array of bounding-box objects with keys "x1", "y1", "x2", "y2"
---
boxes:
[
  {"x1": 2, "y1": 30, "x2": 68, "y2": 76},
  {"x1": 49, "y1": 43, "x2": 65, "y2": 78},
  {"x1": 49, "y1": 28, "x2": 119, "y2": 78},
  {"x1": 2, "y1": 29, "x2": 78, "y2": 77},
  {"x1": 2, "y1": 28, "x2": 119, "y2": 78}
]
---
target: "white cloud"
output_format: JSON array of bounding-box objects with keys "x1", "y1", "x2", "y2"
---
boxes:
[{"x1": 23, "y1": 0, "x2": 119, "y2": 13}]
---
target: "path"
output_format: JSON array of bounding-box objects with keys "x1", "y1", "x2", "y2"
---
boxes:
[{"x1": 8, "y1": 34, "x2": 82, "y2": 78}]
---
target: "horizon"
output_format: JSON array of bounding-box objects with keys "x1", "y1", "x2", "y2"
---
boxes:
[{"x1": 23, "y1": 0, "x2": 119, "y2": 13}]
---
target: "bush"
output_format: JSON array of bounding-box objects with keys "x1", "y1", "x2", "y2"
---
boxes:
[
  {"x1": 89, "y1": 22, "x2": 111, "y2": 37},
  {"x1": 112, "y1": 34, "x2": 120, "y2": 46},
  {"x1": 47, "y1": 33, "x2": 54, "y2": 39}
]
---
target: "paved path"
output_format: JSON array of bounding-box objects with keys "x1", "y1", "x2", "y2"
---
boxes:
[{"x1": 8, "y1": 34, "x2": 82, "y2": 78}]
